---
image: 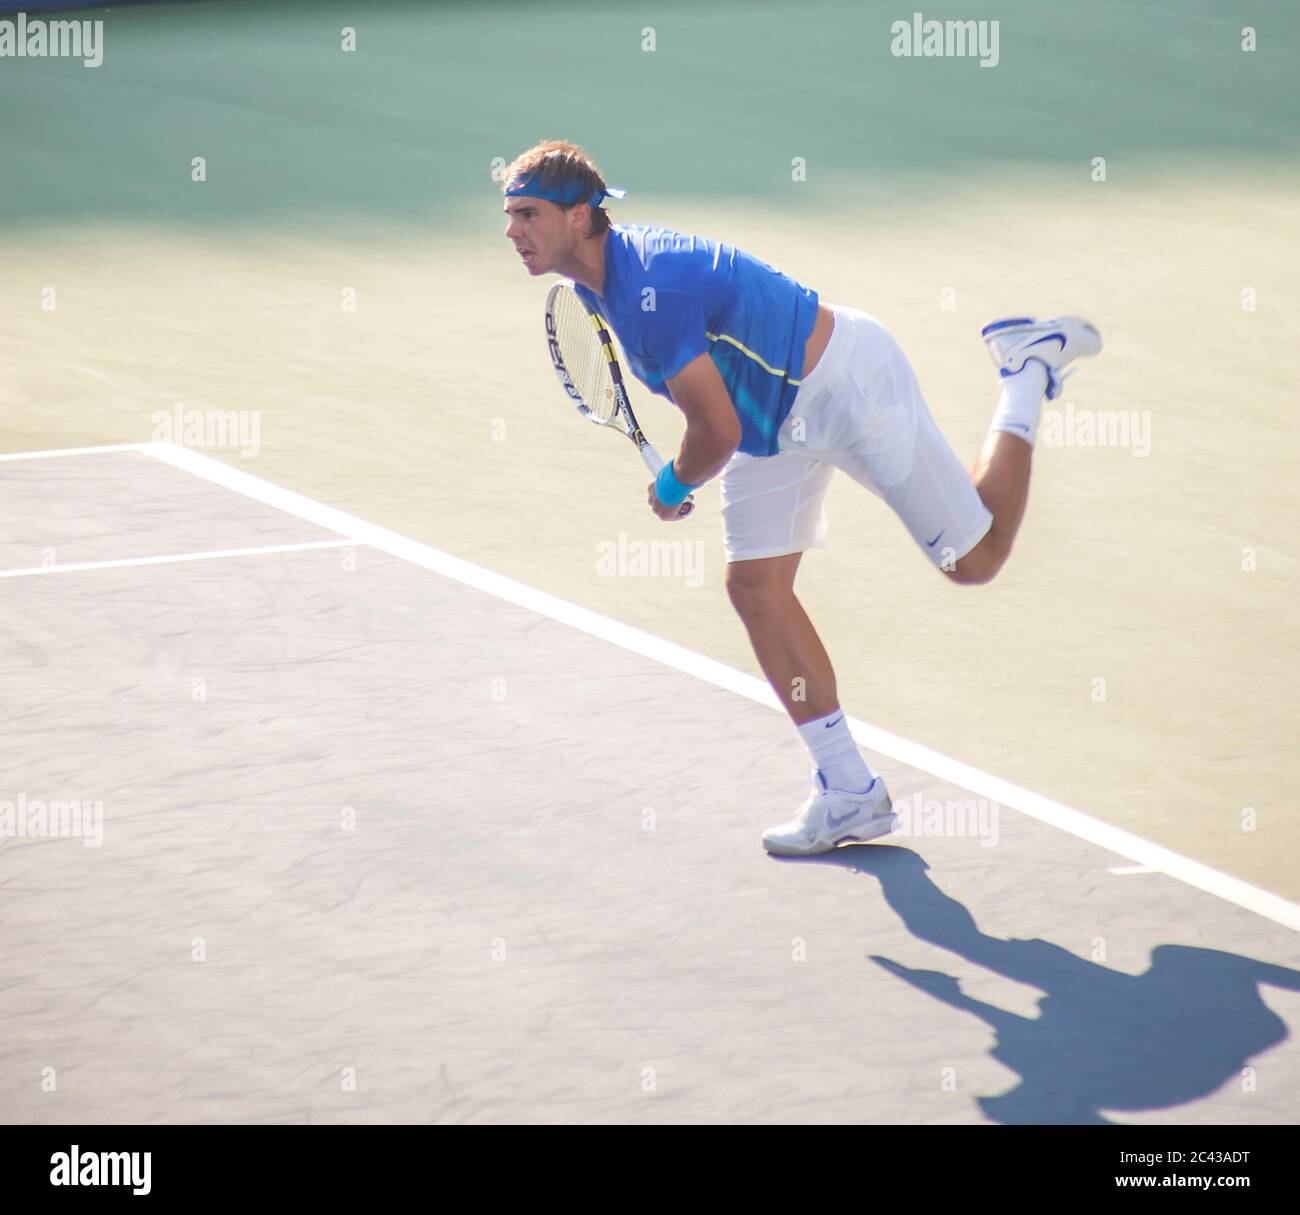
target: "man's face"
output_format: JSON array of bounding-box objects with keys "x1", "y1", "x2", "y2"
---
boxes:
[{"x1": 504, "y1": 196, "x2": 578, "y2": 276}]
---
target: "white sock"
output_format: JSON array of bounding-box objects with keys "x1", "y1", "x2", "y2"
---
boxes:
[
  {"x1": 796, "y1": 708, "x2": 876, "y2": 794},
  {"x1": 989, "y1": 361, "x2": 1049, "y2": 447}
]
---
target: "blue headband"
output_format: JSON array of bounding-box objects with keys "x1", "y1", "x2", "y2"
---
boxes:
[{"x1": 504, "y1": 171, "x2": 626, "y2": 208}]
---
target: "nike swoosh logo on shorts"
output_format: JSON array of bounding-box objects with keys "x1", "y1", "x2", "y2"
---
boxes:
[{"x1": 926, "y1": 530, "x2": 944, "y2": 547}]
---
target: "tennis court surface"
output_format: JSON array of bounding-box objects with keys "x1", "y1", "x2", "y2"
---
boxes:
[{"x1": 2, "y1": 444, "x2": 1298, "y2": 1125}]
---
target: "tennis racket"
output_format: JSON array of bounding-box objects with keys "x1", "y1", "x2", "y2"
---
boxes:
[{"x1": 544, "y1": 282, "x2": 694, "y2": 517}]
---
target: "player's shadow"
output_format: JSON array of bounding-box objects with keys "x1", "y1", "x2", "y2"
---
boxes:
[{"x1": 800, "y1": 845, "x2": 1300, "y2": 1124}]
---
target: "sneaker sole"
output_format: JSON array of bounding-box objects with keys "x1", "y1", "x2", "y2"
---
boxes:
[
  {"x1": 763, "y1": 810, "x2": 899, "y2": 856},
  {"x1": 980, "y1": 316, "x2": 1037, "y2": 338}
]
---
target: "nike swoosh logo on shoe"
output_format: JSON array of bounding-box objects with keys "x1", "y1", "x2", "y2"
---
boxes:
[
  {"x1": 825, "y1": 779, "x2": 878, "y2": 829},
  {"x1": 826, "y1": 805, "x2": 863, "y2": 829},
  {"x1": 1025, "y1": 334, "x2": 1066, "y2": 352}
]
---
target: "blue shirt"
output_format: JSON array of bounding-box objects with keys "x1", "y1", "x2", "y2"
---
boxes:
[{"x1": 573, "y1": 224, "x2": 819, "y2": 457}]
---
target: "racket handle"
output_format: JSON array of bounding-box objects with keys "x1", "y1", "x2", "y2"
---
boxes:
[
  {"x1": 640, "y1": 444, "x2": 665, "y2": 475},
  {"x1": 641, "y1": 443, "x2": 694, "y2": 518}
]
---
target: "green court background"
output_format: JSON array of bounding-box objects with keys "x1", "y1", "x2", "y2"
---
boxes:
[{"x1": 2, "y1": 0, "x2": 1297, "y2": 898}]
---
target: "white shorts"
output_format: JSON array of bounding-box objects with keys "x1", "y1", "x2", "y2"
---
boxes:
[{"x1": 720, "y1": 305, "x2": 994, "y2": 567}]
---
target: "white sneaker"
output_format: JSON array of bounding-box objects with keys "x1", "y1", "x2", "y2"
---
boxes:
[
  {"x1": 980, "y1": 315, "x2": 1102, "y2": 400},
  {"x1": 762, "y1": 771, "x2": 897, "y2": 856}
]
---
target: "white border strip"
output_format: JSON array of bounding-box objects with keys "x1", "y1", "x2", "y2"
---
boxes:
[
  {"x1": 0, "y1": 539, "x2": 355, "y2": 580},
  {"x1": 21, "y1": 441, "x2": 1300, "y2": 932},
  {"x1": 0, "y1": 443, "x2": 148, "y2": 462}
]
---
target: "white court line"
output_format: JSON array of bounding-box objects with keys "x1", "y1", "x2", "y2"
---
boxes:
[
  {"x1": 0, "y1": 539, "x2": 355, "y2": 579},
  {"x1": 18, "y1": 441, "x2": 1300, "y2": 932},
  {"x1": 0, "y1": 443, "x2": 148, "y2": 462}
]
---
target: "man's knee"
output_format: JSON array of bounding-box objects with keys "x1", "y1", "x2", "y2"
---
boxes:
[
  {"x1": 944, "y1": 535, "x2": 1006, "y2": 586},
  {"x1": 726, "y1": 565, "x2": 792, "y2": 619}
]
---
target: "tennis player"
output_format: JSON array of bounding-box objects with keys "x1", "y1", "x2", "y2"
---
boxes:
[{"x1": 503, "y1": 140, "x2": 1101, "y2": 856}]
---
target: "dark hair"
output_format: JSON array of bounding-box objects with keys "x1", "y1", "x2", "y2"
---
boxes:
[{"x1": 503, "y1": 139, "x2": 612, "y2": 236}]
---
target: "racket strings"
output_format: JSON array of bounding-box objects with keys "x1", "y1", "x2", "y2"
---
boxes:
[{"x1": 553, "y1": 291, "x2": 619, "y2": 422}]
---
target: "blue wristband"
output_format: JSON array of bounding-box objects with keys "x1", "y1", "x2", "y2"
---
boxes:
[{"x1": 654, "y1": 458, "x2": 697, "y2": 507}]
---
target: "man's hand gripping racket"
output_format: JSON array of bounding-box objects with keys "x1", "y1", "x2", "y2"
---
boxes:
[{"x1": 544, "y1": 282, "x2": 694, "y2": 518}]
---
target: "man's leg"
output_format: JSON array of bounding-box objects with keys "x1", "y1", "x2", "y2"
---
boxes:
[
  {"x1": 951, "y1": 317, "x2": 1103, "y2": 584},
  {"x1": 949, "y1": 362, "x2": 1048, "y2": 585},
  {"x1": 724, "y1": 553, "x2": 832, "y2": 724},
  {"x1": 725, "y1": 553, "x2": 876, "y2": 794},
  {"x1": 950, "y1": 431, "x2": 1033, "y2": 585}
]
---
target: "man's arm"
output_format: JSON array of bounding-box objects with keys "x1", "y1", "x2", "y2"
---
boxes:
[{"x1": 663, "y1": 352, "x2": 741, "y2": 485}]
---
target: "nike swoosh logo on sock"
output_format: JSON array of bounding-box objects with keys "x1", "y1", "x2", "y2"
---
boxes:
[{"x1": 824, "y1": 714, "x2": 843, "y2": 728}]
